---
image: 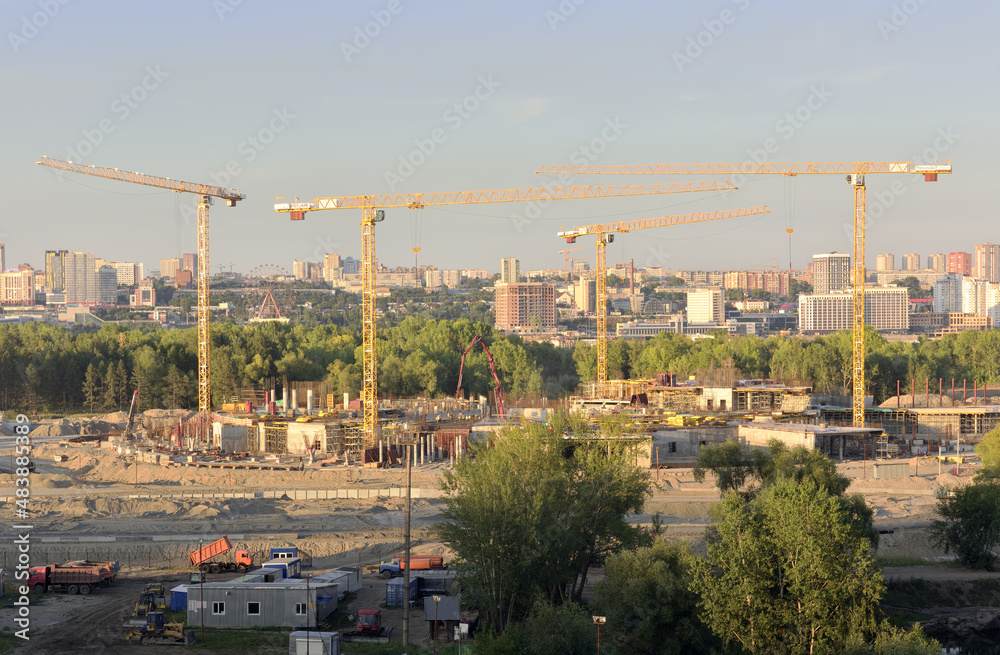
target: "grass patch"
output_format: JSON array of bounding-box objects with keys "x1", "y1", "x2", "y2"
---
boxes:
[
  {"x1": 876, "y1": 554, "x2": 930, "y2": 567},
  {"x1": 342, "y1": 644, "x2": 432, "y2": 655},
  {"x1": 190, "y1": 626, "x2": 289, "y2": 652}
]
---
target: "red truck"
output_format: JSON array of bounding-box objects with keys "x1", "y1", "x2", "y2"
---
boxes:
[
  {"x1": 379, "y1": 554, "x2": 446, "y2": 578},
  {"x1": 189, "y1": 536, "x2": 253, "y2": 574},
  {"x1": 28, "y1": 565, "x2": 105, "y2": 595}
]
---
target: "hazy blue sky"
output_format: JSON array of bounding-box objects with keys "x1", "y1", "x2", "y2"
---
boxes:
[{"x1": 1, "y1": 1, "x2": 995, "y2": 276}]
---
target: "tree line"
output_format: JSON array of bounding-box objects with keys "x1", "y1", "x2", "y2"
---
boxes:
[
  {"x1": 441, "y1": 417, "x2": 939, "y2": 655},
  {"x1": 2, "y1": 317, "x2": 1000, "y2": 415}
]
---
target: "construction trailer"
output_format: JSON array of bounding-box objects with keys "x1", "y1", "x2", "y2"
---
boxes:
[{"x1": 188, "y1": 579, "x2": 338, "y2": 629}]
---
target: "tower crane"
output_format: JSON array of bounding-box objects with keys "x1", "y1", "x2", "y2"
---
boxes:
[
  {"x1": 558, "y1": 247, "x2": 586, "y2": 280},
  {"x1": 36, "y1": 156, "x2": 245, "y2": 414},
  {"x1": 537, "y1": 160, "x2": 952, "y2": 427},
  {"x1": 276, "y1": 180, "x2": 736, "y2": 448},
  {"x1": 559, "y1": 206, "x2": 770, "y2": 396}
]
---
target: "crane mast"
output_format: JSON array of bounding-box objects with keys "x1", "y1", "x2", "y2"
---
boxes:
[
  {"x1": 37, "y1": 156, "x2": 245, "y2": 415},
  {"x1": 560, "y1": 206, "x2": 770, "y2": 396},
  {"x1": 278, "y1": 180, "x2": 736, "y2": 448},
  {"x1": 540, "y1": 160, "x2": 951, "y2": 426}
]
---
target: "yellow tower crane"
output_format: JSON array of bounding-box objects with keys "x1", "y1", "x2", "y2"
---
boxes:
[
  {"x1": 537, "y1": 160, "x2": 952, "y2": 426},
  {"x1": 276, "y1": 180, "x2": 735, "y2": 448},
  {"x1": 36, "y1": 156, "x2": 245, "y2": 414},
  {"x1": 559, "y1": 206, "x2": 770, "y2": 396}
]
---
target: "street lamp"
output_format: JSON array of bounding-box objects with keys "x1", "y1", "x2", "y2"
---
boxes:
[
  {"x1": 432, "y1": 595, "x2": 442, "y2": 655},
  {"x1": 593, "y1": 616, "x2": 606, "y2": 655}
]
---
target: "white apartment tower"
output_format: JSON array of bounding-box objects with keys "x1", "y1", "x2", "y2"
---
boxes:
[{"x1": 812, "y1": 253, "x2": 851, "y2": 294}]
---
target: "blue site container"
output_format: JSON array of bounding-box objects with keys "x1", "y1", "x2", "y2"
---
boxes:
[{"x1": 385, "y1": 577, "x2": 419, "y2": 608}]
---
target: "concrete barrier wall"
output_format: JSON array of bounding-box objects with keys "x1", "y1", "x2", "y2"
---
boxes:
[{"x1": 0, "y1": 487, "x2": 438, "y2": 503}]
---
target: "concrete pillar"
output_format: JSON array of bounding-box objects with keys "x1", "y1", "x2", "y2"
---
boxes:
[
  {"x1": 306, "y1": 390, "x2": 314, "y2": 415},
  {"x1": 343, "y1": 392, "x2": 350, "y2": 410},
  {"x1": 839, "y1": 436, "x2": 844, "y2": 461},
  {"x1": 290, "y1": 390, "x2": 298, "y2": 415},
  {"x1": 379, "y1": 440, "x2": 383, "y2": 463}
]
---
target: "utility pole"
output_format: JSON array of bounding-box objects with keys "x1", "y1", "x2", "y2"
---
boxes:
[{"x1": 403, "y1": 433, "x2": 414, "y2": 646}]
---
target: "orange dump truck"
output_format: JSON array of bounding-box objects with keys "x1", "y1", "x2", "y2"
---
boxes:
[{"x1": 188, "y1": 536, "x2": 253, "y2": 574}]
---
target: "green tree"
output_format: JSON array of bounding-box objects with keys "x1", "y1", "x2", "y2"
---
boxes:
[
  {"x1": 975, "y1": 423, "x2": 1000, "y2": 470},
  {"x1": 929, "y1": 476, "x2": 1000, "y2": 570},
  {"x1": 840, "y1": 623, "x2": 940, "y2": 655},
  {"x1": 593, "y1": 539, "x2": 716, "y2": 655},
  {"x1": 524, "y1": 599, "x2": 596, "y2": 655},
  {"x1": 691, "y1": 477, "x2": 884, "y2": 655},
  {"x1": 436, "y1": 415, "x2": 650, "y2": 632},
  {"x1": 889, "y1": 276, "x2": 927, "y2": 300},
  {"x1": 82, "y1": 362, "x2": 101, "y2": 413}
]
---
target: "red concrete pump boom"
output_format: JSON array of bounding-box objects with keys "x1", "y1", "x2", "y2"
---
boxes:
[{"x1": 456, "y1": 335, "x2": 505, "y2": 418}]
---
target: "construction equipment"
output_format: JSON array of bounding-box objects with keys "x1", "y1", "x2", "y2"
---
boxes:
[
  {"x1": 558, "y1": 247, "x2": 585, "y2": 280},
  {"x1": 133, "y1": 589, "x2": 166, "y2": 617},
  {"x1": 36, "y1": 156, "x2": 245, "y2": 415},
  {"x1": 341, "y1": 609, "x2": 391, "y2": 642},
  {"x1": 124, "y1": 611, "x2": 195, "y2": 645},
  {"x1": 539, "y1": 161, "x2": 951, "y2": 425},
  {"x1": 28, "y1": 564, "x2": 106, "y2": 595},
  {"x1": 188, "y1": 536, "x2": 253, "y2": 574},
  {"x1": 123, "y1": 390, "x2": 139, "y2": 440},
  {"x1": 456, "y1": 335, "x2": 505, "y2": 418},
  {"x1": 559, "y1": 206, "x2": 771, "y2": 396},
  {"x1": 379, "y1": 554, "x2": 446, "y2": 579},
  {"x1": 276, "y1": 180, "x2": 735, "y2": 449}
]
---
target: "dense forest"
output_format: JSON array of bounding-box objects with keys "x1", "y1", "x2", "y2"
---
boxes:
[{"x1": 1, "y1": 317, "x2": 1000, "y2": 416}]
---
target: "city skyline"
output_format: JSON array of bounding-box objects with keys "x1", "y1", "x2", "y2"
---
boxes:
[{"x1": 2, "y1": 2, "x2": 997, "y2": 274}]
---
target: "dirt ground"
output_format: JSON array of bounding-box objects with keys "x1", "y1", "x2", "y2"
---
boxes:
[{"x1": 0, "y1": 415, "x2": 985, "y2": 652}]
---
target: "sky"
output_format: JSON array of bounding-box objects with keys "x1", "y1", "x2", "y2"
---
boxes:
[{"x1": 1, "y1": 0, "x2": 996, "y2": 276}]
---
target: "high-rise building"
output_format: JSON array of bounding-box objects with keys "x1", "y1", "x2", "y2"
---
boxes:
[
  {"x1": 97, "y1": 266, "x2": 118, "y2": 305},
  {"x1": 686, "y1": 288, "x2": 724, "y2": 324},
  {"x1": 902, "y1": 253, "x2": 921, "y2": 271},
  {"x1": 0, "y1": 268, "x2": 35, "y2": 305},
  {"x1": 424, "y1": 269, "x2": 443, "y2": 288},
  {"x1": 45, "y1": 249, "x2": 68, "y2": 292},
  {"x1": 114, "y1": 262, "x2": 144, "y2": 286},
  {"x1": 494, "y1": 283, "x2": 556, "y2": 331},
  {"x1": 875, "y1": 253, "x2": 895, "y2": 272},
  {"x1": 927, "y1": 253, "x2": 946, "y2": 273},
  {"x1": 975, "y1": 243, "x2": 1000, "y2": 284},
  {"x1": 159, "y1": 257, "x2": 182, "y2": 280},
  {"x1": 182, "y1": 253, "x2": 199, "y2": 276},
  {"x1": 130, "y1": 283, "x2": 156, "y2": 307},
  {"x1": 946, "y1": 252, "x2": 972, "y2": 276},
  {"x1": 799, "y1": 286, "x2": 908, "y2": 333},
  {"x1": 812, "y1": 253, "x2": 851, "y2": 294},
  {"x1": 961, "y1": 277, "x2": 992, "y2": 317},
  {"x1": 342, "y1": 257, "x2": 360, "y2": 275},
  {"x1": 462, "y1": 269, "x2": 489, "y2": 280},
  {"x1": 65, "y1": 252, "x2": 97, "y2": 303},
  {"x1": 323, "y1": 254, "x2": 341, "y2": 282},
  {"x1": 575, "y1": 279, "x2": 597, "y2": 313},
  {"x1": 933, "y1": 273, "x2": 964, "y2": 313},
  {"x1": 500, "y1": 258, "x2": 520, "y2": 284},
  {"x1": 442, "y1": 270, "x2": 462, "y2": 288}
]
